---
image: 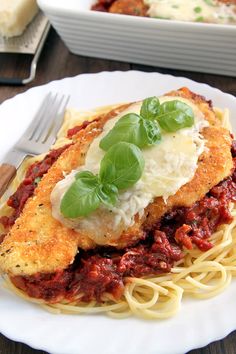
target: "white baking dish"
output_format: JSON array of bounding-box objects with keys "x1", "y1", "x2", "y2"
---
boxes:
[{"x1": 37, "y1": 0, "x2": 236, "y2": 77}]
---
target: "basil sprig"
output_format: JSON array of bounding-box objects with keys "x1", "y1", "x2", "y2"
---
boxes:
[
  {"x1": 60, "y1": 142, "x2": 144, "y2": 218},
  {"x1": 100, "y1": 141, "x2": 145, "y2": 189},
  {"x1": 99, "y1": 97, "x2": 194, "y2": 151},
  {"x1": 99, "y1": 113, "x2": 161, "y2": 151},
  {"x1": 60, "y1": 172, "x2": 102, "y2": 218}
]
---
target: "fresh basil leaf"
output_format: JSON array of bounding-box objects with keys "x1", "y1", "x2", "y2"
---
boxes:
[
  {"x1": 97, "y1": 183, "x2": 118, "y2": 207},
  {"x1": 157, "y1": 100, "x2": 194, "y2": 132},
  {"x1": 100, "y1": 142, "x2": 145, "y2": 190},
  {"x1": 100, "y1": 113, "x2": 161, "y2": 150},
  {"x1": 140, "y1": 96, "x2": 160, "y2": 120},
  {"x1": 75, "y1": 170, "x2": 97, "y2": 181},
  {"x1": 99, "y1": 113, "x2": 143, "y2": 151},
  {"x1": 140, "y1": 118, "x2": 161, "y2": 146},
  {"x1": 60, "y1": 172, "x2": 101, "y2": 218}
]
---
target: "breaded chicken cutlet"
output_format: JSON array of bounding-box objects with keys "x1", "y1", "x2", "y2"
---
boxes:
[{"x1": 0, "y1": 87, "x2": 233, "y2": 280}]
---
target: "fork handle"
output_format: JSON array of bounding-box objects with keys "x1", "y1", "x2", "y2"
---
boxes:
[{"x1": 0, "y1": 164, "x2": 16, "y2": 198}]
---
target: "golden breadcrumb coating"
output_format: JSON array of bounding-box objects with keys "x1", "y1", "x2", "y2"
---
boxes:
[{"x1": 0, "y1": 89, "x2": 233, "y2": 276}]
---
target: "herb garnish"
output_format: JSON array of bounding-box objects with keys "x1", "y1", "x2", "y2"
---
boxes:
[
  {"x1": 99, "y1": 113, "x2": 161, "y2": 150},
  {"x1": 157, "y1": 100, "x2": 194, "y2": 132},
  {"x1": 100, "y1": 97, "x2": 194, "y2": 150},
  {"x1": 60, "y1": 142, "x2": 144, "y2": 218},
  {"x1": 194, "y1": 6, "x2": 202, "y2": 13}
]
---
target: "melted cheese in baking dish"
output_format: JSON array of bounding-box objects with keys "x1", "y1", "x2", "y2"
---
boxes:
[
  {"x1": 145, "y1": 0, "x2": 236, "y2": 24},
  {"x1": 51, "y1": 96, "x2": 208, "y2": 245}
]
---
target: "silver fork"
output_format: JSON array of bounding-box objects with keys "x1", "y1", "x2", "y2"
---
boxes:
[{"x1": 0, "y1": 93, "x2": 70, "y2": 198}]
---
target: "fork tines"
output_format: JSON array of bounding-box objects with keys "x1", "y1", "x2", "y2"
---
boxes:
[{"x1": 17, "y1": 93, "x2": 70, "y2": 155}]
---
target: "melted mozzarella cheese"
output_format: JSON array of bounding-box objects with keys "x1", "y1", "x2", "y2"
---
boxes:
[
  {"x1": 145, "y1": 0, "x2": 236, "y2": 24},
  {"x1": 51, "y1": 96, "x2": 208, "y2": 245}
]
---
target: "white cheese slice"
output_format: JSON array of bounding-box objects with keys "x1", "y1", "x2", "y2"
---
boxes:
[
  {"x1": 51, "y1": 96, "x2": 208, "y2": 245},
  {"x1": 0, "y1": 0, "x2": 38, "y2": 37}
]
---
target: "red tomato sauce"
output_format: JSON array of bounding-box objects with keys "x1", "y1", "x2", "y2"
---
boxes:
[
  {"x1": 11, "y1": 231, "x2": 182, "y2": 303},
  {"x1": 0, "y1": 145, "x2": 70, "y2": 230},
  {"x1": 91, "y1": 0, "x2": 117, "y2": 12},
  {"x1": 67, "y1": 120, "x2": 98, "y2": 139},
  {"x1": 4, "y1": 137, "x2": 236, "y2": 303},
  {"x1": 91, "y1": 0, "x2": 148, "y2": 16}
]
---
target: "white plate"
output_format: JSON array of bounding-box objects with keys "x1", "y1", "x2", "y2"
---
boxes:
[
  {"x1": 37, "y1": 0, "x2": 236, "y2": 77},
  {"x1": 0, "y1": 71, "x2": 236, "y2": 354}
]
